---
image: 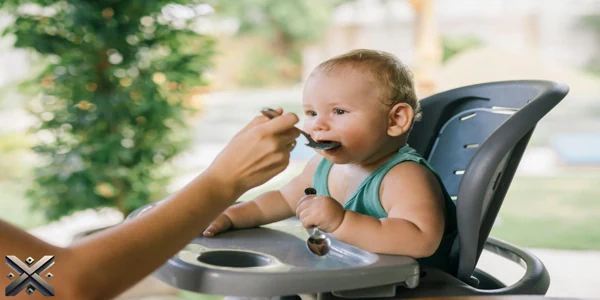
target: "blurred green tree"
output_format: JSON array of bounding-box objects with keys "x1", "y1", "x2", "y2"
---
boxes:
[
  {"x1": 441, "y1": 35, "x2": 482, "y2": 63},
  {"x1": 580, "y1": 14, "x2": 600, "y2": 76},
  {"x1": 1, "y1": 1, "x2": 215, "y2": 220},
  {"x1": 208, "y1": 0, "x2": 348, "y2": 86}
]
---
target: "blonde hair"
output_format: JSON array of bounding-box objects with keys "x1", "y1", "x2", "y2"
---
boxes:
[{"x1": 315, "y1": 49, "x2": 422, "y2": 122}]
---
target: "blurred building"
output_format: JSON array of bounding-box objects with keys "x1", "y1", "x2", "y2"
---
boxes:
[{"x1": 302, "y1": 0, "x2": 600, "y2": 90}]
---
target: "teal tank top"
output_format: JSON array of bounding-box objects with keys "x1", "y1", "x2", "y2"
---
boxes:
[{"x1": 312, "y1": 144, "x2": 458, "y2": 274}]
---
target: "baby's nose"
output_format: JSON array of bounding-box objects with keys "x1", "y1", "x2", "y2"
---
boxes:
[{"x1": 311, "y1": 116, "x2": 330, "y2": 131}]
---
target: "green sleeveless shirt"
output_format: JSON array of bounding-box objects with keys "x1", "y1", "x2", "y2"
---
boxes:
[{"x1": 312, "y1": 144, "x2": 458, "y2": 274}]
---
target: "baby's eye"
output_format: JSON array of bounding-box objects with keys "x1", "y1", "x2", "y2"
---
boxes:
[
  {"x1": 334, "y1": 109, "x2": 346, "y2": 115},
  {"x1": 306, "y1": 110, "x2": 317, "y2": 117}
]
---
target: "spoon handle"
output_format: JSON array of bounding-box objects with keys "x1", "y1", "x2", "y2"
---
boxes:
[
  {"x1": 260, "y1": 107, "x2": 281, "y2": 119},
  {"x1": 304, "y1": 187, "x2": 317, "y2": 195},
  {"x1": 303, "y1": 188, "x2": 321, "y2": 235}
]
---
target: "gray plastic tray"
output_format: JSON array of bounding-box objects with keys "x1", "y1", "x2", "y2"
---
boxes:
[{"x1": 128, "y1": 202, "x2": 420, "y2": 298}]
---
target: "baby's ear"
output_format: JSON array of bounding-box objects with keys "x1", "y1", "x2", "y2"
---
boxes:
[{"x1": 387, "y1": 103, "x2": 414, "y2": 137}]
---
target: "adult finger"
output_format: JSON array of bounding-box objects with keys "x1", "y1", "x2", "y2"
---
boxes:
[
  {"x1": 243, "y1": 106, "x2": 288, "y2": 131},
  {"x1": 258, "y1": 112, "x2": 300, "y2": 135},
  {"x1": 277, "y1": 128, "x2": 301, "y2": 145},
  {"x1": 235, "y1": 115, "x2": 270, "y2": 138}
]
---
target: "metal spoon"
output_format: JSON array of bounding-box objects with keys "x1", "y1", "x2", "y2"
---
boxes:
[
  {"x1": 303, "y1": 187, "x2": 331, "y2": 256},
  {"x1": 260, "y1": 108, "x2": 341, "y2": 150}
]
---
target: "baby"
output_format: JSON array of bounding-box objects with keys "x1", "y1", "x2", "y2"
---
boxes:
[{"x1": 204, "y1": 49, "x2": 458, "y2": 274}]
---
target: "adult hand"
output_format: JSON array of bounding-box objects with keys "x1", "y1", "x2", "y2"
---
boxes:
[
  {"x1": 206, "y1": 108, "x2": 300, "y2": 199},
  {"x1": 0, "y1": 109, "x2": 300, "y2": 300}
]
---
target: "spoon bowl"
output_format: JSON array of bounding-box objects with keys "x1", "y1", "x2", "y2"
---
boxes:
[
  {"x1": 261, "y1": 108, "x2": 341, "y2": 150},
  {"x1": 303, "y1": 187, "x2": 332, "y2": 256}
]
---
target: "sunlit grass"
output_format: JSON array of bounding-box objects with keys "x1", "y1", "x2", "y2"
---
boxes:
[{"x1": 492, "y1": 168, "x2": 600, "y2": 250}]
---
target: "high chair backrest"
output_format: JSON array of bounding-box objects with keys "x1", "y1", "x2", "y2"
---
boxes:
[{"x1": 407, "y1": 81, "x2": 569, "y2": 283}]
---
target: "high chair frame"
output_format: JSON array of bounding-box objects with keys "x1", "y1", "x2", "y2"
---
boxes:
[{"x1": 127, "y1": 80, "x2": 569, "y2": 299}]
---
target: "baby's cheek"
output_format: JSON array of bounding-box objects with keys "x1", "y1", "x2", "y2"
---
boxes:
[
  {"x1": 342, "y1": 127, "x2": 372, "y2": 147},
  {"x1": 302, "y1": 122, "x2": 312, "y2": 134}
]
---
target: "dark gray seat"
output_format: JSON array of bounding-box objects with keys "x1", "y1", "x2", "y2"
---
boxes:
[
  {"x1": 389, "y1": 80, "x2": 569, "y2": 298},
  {"x1": 315, "y1": 80, "x2": 569, "y2": 300}
]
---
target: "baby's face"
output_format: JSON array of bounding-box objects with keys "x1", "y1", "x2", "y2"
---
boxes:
[{"x1": 302, "y1": 68, "x2": 392, "y2": 164}]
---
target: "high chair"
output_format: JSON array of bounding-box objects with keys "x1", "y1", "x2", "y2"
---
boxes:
[{"x1": 127, "y1": 80, "x2": 569, "y2": 299}]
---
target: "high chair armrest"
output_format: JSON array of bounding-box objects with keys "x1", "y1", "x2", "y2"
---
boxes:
[
  {"x1": 478, "y1": 236, "x2": 550, "y2": 295},
  {"x1": 360, "y1": 237, "x2": 551, "y2": 299}
]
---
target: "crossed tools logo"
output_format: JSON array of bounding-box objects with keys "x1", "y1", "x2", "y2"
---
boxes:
[{"x1": 5, "y1": 255, "x2": 55, "y2": 296}]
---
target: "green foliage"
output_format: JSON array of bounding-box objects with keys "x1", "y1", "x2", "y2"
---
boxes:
[
  {"x1": 210, "y1": 0, "x2": 338, "y2": 44},
  {"x1": 579, "y1": 14, "x2": 600, "y2": 76},
  {"x1": 208, "y1": 0, "x2": 347, "y2": 86},
  {"x1": 237, "y1": 46, "x2": 300, "y2": 87},
  {"x1": 0, "y1": 181, "x2": 47, "y2": 229},
  {"x1": 442, "y1": 35, "x2": 483, "y2": 63},
  {"x1": 0, "y1": 133, "x2": 35, "y2": 181},
  {"x1": 492, "y1": 170, "x2": 600, "y2": 250},
  {"x1": 1, "y1": 0, "x2": 215, "y2": 220}
]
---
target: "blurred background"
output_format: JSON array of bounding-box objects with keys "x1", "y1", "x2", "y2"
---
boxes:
[{"x1": 0, "y1": 0, "x2": 599, "y2": 299}]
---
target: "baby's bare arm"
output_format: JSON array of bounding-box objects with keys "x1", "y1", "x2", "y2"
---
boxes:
[
  {"x1": 331, "y1": 162, "x2": 445, "y2": 257},
  {"x1": 214, "y1": 154, "x2": 323, "y2": 231},
  {"x1": 223, "y1": 191, "x2": 292, "y2": 229},
  {"x1": 278, "y1": 154, "x2": 322, "y2": 210}
]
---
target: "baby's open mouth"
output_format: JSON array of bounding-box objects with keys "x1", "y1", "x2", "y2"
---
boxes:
[
  {"x1": 315, "y1": 139, "x2": 338, "y2": 144},
  {"x1": 317, "y1": 139, "x2": 334, "y2": 144},
  {"x1": 315, "y1": 139, "x2": 341, "y2": 150}
]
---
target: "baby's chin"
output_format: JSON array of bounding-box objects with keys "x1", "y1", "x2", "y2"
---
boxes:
[{"x1": 319, "y1": 149, "x2": 352, "y2": 164}]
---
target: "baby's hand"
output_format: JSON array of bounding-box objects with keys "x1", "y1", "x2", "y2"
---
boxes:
[
  {"x1": 296, "y1": 195, "x2": 345, "y2": 233},
  {"x1": 203, "y1": 213, "x2": 233, "y2": 237}
]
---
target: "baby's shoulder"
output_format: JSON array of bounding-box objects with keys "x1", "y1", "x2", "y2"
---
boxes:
[
  {"x1": 379, "y1": 161, "x2": 444, "y2": 209},
  {"x1": 381, "y1": 161, "x2": 439, "y2": 190},
  {"x1": 299, "y1": 153, "x2": 326, "y2": 177}
]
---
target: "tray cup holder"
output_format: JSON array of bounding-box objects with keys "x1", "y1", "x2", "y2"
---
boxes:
[{"x1": 198, "y1": 250, "x2": 272, "y2": 268}]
